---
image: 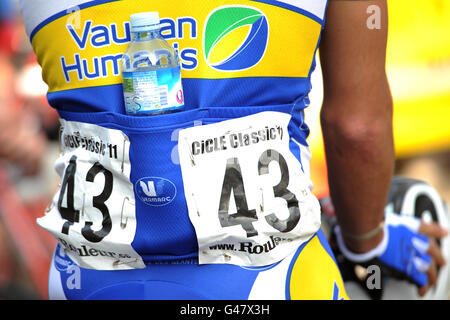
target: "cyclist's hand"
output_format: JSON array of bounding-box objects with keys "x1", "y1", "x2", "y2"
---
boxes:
[
  {"x1": 335, "y1": 212, "x2": 447, "y2": 296},
  {"x1": 416, "y1": 220, "x2": 447, "y2": 296}
]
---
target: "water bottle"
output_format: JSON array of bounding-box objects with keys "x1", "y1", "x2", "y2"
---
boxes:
[{"x1": 121, "y1": 12, "x2": 185, "y2": 115}]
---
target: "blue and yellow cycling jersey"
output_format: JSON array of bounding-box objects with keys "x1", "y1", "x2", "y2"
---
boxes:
[
  {"x1": 20, "y1": 0, "x2": 337, "y2": 272},
  {"x1": 21, "y1": 0, "x2": 351, "y2": 300}
]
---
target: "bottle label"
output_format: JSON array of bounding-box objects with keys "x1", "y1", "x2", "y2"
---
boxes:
[{"x1": 123, "y1": 66, "x2": 184, "y2": 115}]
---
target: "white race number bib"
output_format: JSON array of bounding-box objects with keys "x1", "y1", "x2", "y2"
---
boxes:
[
  {"x1": 38, "y1": 120, "x2": 145, "y2": 270},
  {"x1": 178, "y1": 112, "x2": 321, "y2": 266}
]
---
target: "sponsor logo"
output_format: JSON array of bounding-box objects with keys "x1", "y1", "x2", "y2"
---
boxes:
[
  {"x1": 54, "y1": 244, "x2": 74, "y2": 272},
  {"x1": 135, "y1": 177, "x2": 177, "y2": 206},
  {"x1": 203, "y1": 5, "x2": 269, "y2": 71}
]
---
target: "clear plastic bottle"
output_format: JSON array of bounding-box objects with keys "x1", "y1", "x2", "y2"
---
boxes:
[{"x1": 121, "y1": 12, "x2": 185, "y2": 115}]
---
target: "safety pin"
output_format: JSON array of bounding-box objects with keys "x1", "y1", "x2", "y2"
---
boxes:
[
  {"x1": 120, "y1": 196, "x2": 130, "y2": 229},
  {"x1": 224, "y1": 125, "x2": 253, "y2": 135},
  {"x1": 121, "y1": 139, "x2": 127, "y2": 173},
  {"x1": 185, "y1": 137, "x2": 195, "y2": 166},
  {"x1": 113, "y1": 258, "x2": 139, "y2": 266},
  {"x1": 260, "y1": 188, "x2": 264, "y2": 213},
  {"x1": 192, "y1": 193, "x2": 200, "y2": 217},
  {"x1": 81, "y1": 193, "x2": 86, "y2": 218},
  {"x1": 45, "y1": 201, "x2": 54, "y2": 214}
]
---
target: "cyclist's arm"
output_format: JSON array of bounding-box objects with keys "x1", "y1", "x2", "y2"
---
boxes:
[{"x1": 319, "y1": 0, "x2": 393, "y2": 253}]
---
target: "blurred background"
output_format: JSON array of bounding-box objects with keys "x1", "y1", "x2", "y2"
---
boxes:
[{"x1": 0, "y1": 0, "x2": 448, "y2": 299}]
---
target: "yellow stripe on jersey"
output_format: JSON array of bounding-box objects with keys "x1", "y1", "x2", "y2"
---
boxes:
[
  {"x1": 289, "y1": 236, "x2": 349, "y2": 300},
  {"x1": 31, "y1": 0, "x2": 322, "y2": 93}
]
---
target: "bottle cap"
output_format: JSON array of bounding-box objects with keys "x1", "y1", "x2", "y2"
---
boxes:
[{"x1": 130, "y1": 12, "x2": 160, "y2": 32}]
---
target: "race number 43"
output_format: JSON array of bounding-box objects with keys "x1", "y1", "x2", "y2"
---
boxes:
[
  {"x1": 179, "y1": 112, "x2": 321, "y2": 266},
  {"x1": 37, "y1": 120, "x2": 144, "y2": 270},
  {"x1": 219, "y1": 150, "x2": 301, "y2": 238},
  {"x1": 58, "y1": 155, "x2": 113, "y2": 243}
]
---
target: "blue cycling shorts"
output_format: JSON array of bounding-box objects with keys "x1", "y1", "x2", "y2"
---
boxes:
[{"x1": 48, "y1": 229, "x2": 348, "y2": 300}]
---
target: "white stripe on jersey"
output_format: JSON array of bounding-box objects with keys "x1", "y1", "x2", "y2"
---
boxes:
[
  {"x1": 276, "y1": 0, "x2": 327, "y2": 20},
  {"x1": 19, "y1": 0, "x2": 94, "y2": 37}
]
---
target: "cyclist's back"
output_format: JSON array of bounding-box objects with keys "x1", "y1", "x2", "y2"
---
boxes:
[{"x1": 21, "y1": 0, "x2": 349, "y2": 300}]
